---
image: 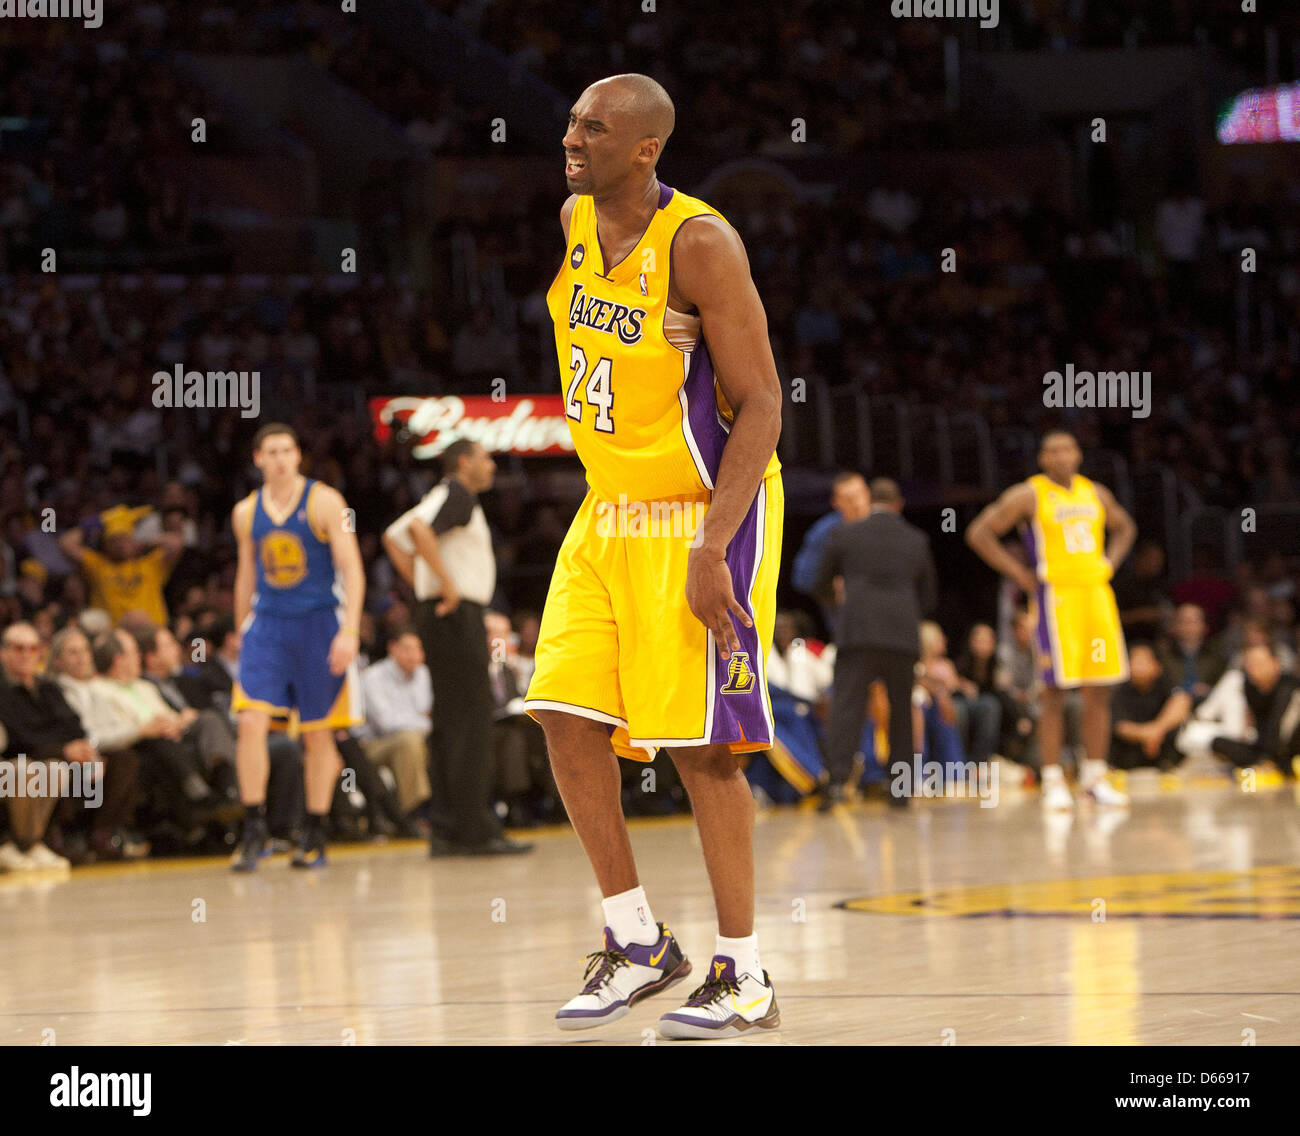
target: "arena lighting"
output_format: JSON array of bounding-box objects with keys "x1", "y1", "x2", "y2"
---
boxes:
[{"x1": 1217, "y1": 80, "x2": 1300, "y2": 143}]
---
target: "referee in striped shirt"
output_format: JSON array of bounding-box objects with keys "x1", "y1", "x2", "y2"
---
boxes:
[{"x1": 383, "y1": 439, "x2": 532, "y2": 856}]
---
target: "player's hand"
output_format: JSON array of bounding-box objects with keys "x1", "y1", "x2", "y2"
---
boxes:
[
  {"x1": 685, "y1": 547, "x2": 751, "y2": 660},
  {"x1": 435, "y1": 585, "x2": 461, "y2": 617},
  {"x1": 328, "y1": 631, "x2": 358, "y2": 676},
  {"x1": 1013, "y1": 566, "x2": 1038, "y2": 596}
]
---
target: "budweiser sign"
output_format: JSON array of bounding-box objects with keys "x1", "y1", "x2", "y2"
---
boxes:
[{"x1": 370, "y1": 395, "x2": 576, "y2": 458}]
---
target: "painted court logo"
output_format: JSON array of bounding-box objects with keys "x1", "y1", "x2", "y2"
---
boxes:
[{"x1": 719, "y1": 653, "x2": 756, "y2": 694}]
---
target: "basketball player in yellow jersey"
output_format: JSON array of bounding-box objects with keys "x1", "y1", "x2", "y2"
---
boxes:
[
  {"x1": 966, "y1": 430, "x2": 1137, "y2": 810},
  {"x1": 523, "y1": 74, "x2": 784, "y2": 1039}
]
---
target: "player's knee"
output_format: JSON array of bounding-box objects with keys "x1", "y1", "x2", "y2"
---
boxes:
[
  {"x1": 238, "y1": 708, "x2": 271, "y2": 735},
  {"x1": 533, "y1": 709, "x2": 600, "y2": 749}
]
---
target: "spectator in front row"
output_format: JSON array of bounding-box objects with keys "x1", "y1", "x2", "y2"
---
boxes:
[
  {"x1": 1205, "y1": 644, "x2": 1300, "y2": 776},
  {"x1": 1227, "y1": 618, "x2": 1297, "y2": 675},
  {"x1": 954, "y1": 623, "x2": 1002, "y2": 766},
  {"x1": 1158, "y1": 603, "x2": 1226, "y2": 703},
  {"x1": 137, "y1": 623, "x2": 239, "y2": 800},
  {"x1": 358, "y1": 627, "x2": 433, "y2": 821},
  {"x1": 483, "y1": 610, "x2": 558, "y2": 826},
  {"x1": 915, "y1": 621, "x2": 965, "y2": 771},
  {"x1": 997, "y1": 609, "x2": 1041, "y2": 770},
  {"x1": 93, "y1": 629, "x2": 239, "y2": 838},
  {"x1": 49, "y1": 627, "x2": 149, "y2": 861},
  {"x1": 0, "y1": 621, "x2": 91, "y2": 870},
  {"x1": 1109, "y1": 643, "x2": 1192, "y2": 771}
]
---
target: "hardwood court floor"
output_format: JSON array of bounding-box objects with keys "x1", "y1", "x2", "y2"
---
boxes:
[{"x1": 2, "y1": 777, "x2": 1298, "y2": 1045}]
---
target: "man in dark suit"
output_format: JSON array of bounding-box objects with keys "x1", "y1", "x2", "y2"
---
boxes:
[{"x1": 815, "y1": 478, "x2": 937, "y2": 809}]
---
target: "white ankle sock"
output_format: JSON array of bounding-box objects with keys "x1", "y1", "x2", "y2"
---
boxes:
[
  {"x1": 602, "y1": 886, "x2": 657, "y2": 946},
  {"x1": 1042, "y1": 763, "x2": 1065, "y2": 783},
  {"x1": 1081, "y1": 758, "x2": 1107, "y2": 787},
  {"x1": 716, "y1": 933, "x2": 762, "y2": 982}
]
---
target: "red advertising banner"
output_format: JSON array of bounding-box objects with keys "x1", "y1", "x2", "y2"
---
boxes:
[
  {"x1": 369, "y1": 395, "x2": 577, "y2": 458},
  {"x1": 1218, "y1": 81, "x2": 1300, "y2": 143}
]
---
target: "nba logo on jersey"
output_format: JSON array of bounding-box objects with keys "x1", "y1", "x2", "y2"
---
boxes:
[
  {"x1": 638, "y1": 272, "x2": 648, "y2": 295},
  {"x1": 571, "y1": 244, "x2": 585, "y2": 268}
]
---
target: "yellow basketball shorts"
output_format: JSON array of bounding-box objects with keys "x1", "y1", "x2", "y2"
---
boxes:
[
  {"x1": 1033, "y1": 580, "x2": 1129, "y2": 689},
  {"x1": 524, "y1": 473, "x2": 783, "y2": 761}
]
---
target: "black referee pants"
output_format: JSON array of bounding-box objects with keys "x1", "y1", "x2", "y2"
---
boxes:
[
  {"x1": 827, "y1": 646, "x2": 917, "y2": 789},
  {"x1": 414, "y1": 598, "x2": 502, "y2": 847}
]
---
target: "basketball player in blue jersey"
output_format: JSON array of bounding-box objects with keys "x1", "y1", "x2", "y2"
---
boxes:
[
  {"x1": 526, "y1": 74, "x2": 785, "y2": 1039},
  {"x1": 230, "y1": 424, "x2": 366, "y2": 870}
]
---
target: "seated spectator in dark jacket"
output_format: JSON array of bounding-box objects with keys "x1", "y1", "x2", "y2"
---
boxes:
[
  {"x1": 176, "y1": 616, "x2": 241, "y2": 716},
  {"x1": 0, "y1": 621, "x2": 92, "y2": 870},
  {"x1": 93, "y1": 629, "x2": 239, "y2": 842},
  {"x1": 1110, "y1": 643, "x2": 1192, "y2": 771},
  {"x1": 1210, "y1": 644, "x2": 1300, "y2": 776},
  {"x1": 954, "y1": 622, "x2": 1002, "y2": 765},
  {"x1": 1159, "y1": 603, "x2": 1227, "y2": 703},
  {"x1": 137, "y1": 623, "x2": 238, "y2": 798}
]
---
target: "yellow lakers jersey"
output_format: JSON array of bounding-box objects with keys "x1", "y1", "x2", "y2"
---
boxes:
[
  {"x1": 547, "y1": 183, "x2": 780, "y2": 501},
  {"x1": 1024, "y1": 473, "x2": 1110, "y2": 586}
]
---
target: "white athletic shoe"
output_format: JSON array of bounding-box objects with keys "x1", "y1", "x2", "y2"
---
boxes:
[
  {"x1": 658, "y1": 956, "x2": 780, "y2": 1040},
  {"x1": 1041, "y1": 775, "x2": 1074, "y2": 811},
  {"x1": 0, "y1": 841, "x2": 37, "y2": 872},
  {"x1": 24, "y1": 842, "x2": 71, "y2": 869},
  {"x1": 555, "y1": 924, "x2": 692, "y2": 1030},
  {"x1": 1083, "y1": 775, "x2": 1130, "y2": 807}
]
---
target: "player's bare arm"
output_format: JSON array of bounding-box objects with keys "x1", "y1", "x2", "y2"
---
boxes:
[
  {"x1": 155, "y1": 530, "x2": 185, "y2": 565},
  {"x1": 382, "y1": 530, "x2": 417, "y2": 589},
  {"x1": 560, "y1": 193, "x2": 578, "y2": 241},
  {"x1": 1095, "y1": 484, "x2": 1137, "y2": 575},
  {"x1": 232, "y1": 496, "x2": 256, "y2": 630},
  {"x1": 314, "y1": 485, "x2": 365, "y2": 675},
  {"x1": 672, "y1": 216, "x2": 783, "y2": 658},
  {"x1": 58, "y1": 525, "x2": 86, "y2": 562},
  {"x1": 407, "y1": 518, "x2": 459, "y2": 616},
  {"x1": 966, "y1": 483, "x2": 1038, "y2": 595}
]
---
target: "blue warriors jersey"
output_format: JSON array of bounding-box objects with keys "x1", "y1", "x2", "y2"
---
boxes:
[{"x1": 240, "y1": 478, "x2": 340, "y2": 617}]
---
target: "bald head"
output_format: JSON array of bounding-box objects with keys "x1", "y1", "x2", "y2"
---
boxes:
[
  {"x1": 565, "y1": 73, "x2": 675, "y2": 193},
  {"x1": 595, "y1": 73, "x2": 675, "y2": 152}
]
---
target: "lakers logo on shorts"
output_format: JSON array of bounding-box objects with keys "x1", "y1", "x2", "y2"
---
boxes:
[
  {"x1": 719, "y1": 652, "x2": 756, "y2": 695},
  {"x1": 260, "y1": 530, "x2": 308, "y2": 589}
]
